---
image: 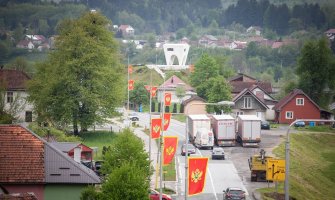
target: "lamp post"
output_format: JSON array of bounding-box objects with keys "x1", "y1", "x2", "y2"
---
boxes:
[
  {"x1": 284, "y1": 119, "x2": 335, "y2": 200},
  {"x1": 184, "y1": 101, "x2": 234, "y2": 200}
]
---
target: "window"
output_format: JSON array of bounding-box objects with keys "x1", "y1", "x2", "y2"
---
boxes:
[
  {"x1": 25, "y1": 111, "x2": 32, "y2": 122},
  {"x1": 296, "y1": 98, "x2": 304, "y2": 105},
  {"x1": 236, "y1": 111, "x2": 244, "y2": 116},
  {"x1": 7, "y1": 92, "x2": 13, "y2": 103},
  {"x1": 167, "y1": 48, "x2": 174, "y2": 51},
  {"x1": 286, "y1": 111, "x2": 293, "y2": 119},
  {"x1": 243, "y1": 97, "x2": 252, "y2": 108}
]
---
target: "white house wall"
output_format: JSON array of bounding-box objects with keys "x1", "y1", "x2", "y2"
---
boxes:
[{"x1": 4, "y1": 91, "x2": 34, "y2": 122}]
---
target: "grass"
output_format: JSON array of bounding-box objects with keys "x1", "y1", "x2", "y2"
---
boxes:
[
  {"x1": 257, "y1": 132, "x2": 335, "y2": 200},
  {"x1": 294, "y1": 125, "x2": 335, "y2": 133},
  {"x1": 81, "y1": 131, "x2": 117, "y2": 160},
  {"x1": 172, "y1": 114, "x2": 186, "y2": 123},
  {"x1": 163, "y1": 158, "x2": 176, "y2": 181}
]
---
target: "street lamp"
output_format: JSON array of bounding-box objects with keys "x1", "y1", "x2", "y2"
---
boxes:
[
  {"x1": 284, "y1": 119, "x2": 335, "y2": 200},
  {"x1": 184, "y1": 101, "x2": 234, "y2": 200}
]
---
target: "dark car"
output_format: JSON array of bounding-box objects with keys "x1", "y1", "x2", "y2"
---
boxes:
[
  {"x1": 128, "y1": 113, "x2": 139, "y2": 121},
  {"x1": 223, "y1": 187, "x2": 246, "y2": 200},
  {"x1": 181, "y1": 143, "x2": 196, "y2": 156},
  {"x1": 261, "y1": 120, "x2": 270, "y2": 130},
  {"x1": 212, "y1": 147, "x2": 225, "y2": 160},
  {"x1": 294, "y1": 121, "x2": 305, "y2": 127}
]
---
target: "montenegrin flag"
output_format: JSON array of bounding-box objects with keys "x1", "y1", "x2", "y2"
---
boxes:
[
  {"x1": 163, "y1": 113, "x2": 171, "y2": 131},
  {"x1": 128, "y1": 80, "x2": 134, "y2": 90},
  {"x1": 163, "y1": 136, "x2": 178, "y2": 165},
  {"x1": 151, "y1": 86, "x2": 157, "y2": 97},
  {"x1": 188, "y1": 157, "x2": 209, "y2": 196},
  {"x1": 164, "y1": 92, "x2": 172, "y2": 106},
  {"x1": 128, "y1": 65, "x2": 133, "y2": 74},
  {"x1": 151, "y1": 118, "x2": 162, "y2": 139}
]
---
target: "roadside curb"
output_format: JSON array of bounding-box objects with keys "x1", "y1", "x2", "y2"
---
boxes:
[{"x1": 252, "y1": 190, "x2": 262, "y2": 200}]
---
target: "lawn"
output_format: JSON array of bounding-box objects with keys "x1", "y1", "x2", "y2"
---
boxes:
[
  {"x1": 81, "y1": 131, "x2": 117, "y2": 160},
  {"x1": 258, "y1": 132, "x2": 335, "y2": 200}
]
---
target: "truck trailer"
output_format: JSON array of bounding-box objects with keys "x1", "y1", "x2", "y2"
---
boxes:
[
  {"x1": 211, "y1": 115, "x2": 236, "y2": 146},
  {"x1": 237, "y1": 115, "x2": 261, "y2": 147},
  {"x1": 187, "y1": 115, "x2": 214, "y2": 149}
]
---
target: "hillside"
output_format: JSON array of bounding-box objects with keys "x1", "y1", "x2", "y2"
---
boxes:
[{"x1": 261, "y1": 132, "x2": 335, "y2": 200}]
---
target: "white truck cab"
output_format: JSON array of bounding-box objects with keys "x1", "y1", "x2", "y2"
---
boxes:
[{"x1": 194, "y1": 127, "x2": 214, "y2": 149}]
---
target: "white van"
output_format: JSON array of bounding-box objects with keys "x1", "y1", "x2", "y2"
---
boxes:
[{"x1": 194, "y1": 127, "x2": 214, "y2": 149}]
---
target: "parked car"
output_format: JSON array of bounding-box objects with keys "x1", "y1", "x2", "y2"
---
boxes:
[
  {"x1": 261, "y1": 120, "x2": 270, "y2": 130},
  {"x1": 128, "y1": 113, "x2": 139, "y2": 121},
  {"x1": 212, "y1": 147, "x2": 225, "y2": 160},
  {"x1": 149, "y1": 189, "x2": 172, "y2": 200},
  {"x1": 223, "y1": 187, "x2": 246, "y2": 200},
  {"x1": 181, "y1": 143, "x2": 196, "y2": 156},
  {"x1": 294, "y1": 121, "x2": 305, "y2": 127}
]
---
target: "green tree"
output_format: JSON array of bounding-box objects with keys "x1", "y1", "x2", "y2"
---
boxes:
[
  {"x1": 28, "y1": 12, "x2": 124, "y2": 134},
  {"x1": 297, "y1": 37, "x2": 335, "y2": 108},
  {"x1": 190, "y1": 54, "x2": 219, "y2": 89},
  {"x1": 205, "y1": 76, "x2": 232, "y2": 114},
  {"x1": 175, "y1": 85, "x2": 185, "y2": 103},
  {"x1": 129, "y1": 82, "x2": 149, "y2": 108}
]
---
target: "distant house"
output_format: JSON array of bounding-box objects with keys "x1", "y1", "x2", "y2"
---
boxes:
[
  {"x1": 118, "y1": 25, "x2": 135, "y2": 36},
  {"x1": 325, "y1": 28, "x2": 335, "y2": 41},
  {"x1": 230, "y1": 41, "x2": 247, "y2": 50},
  {"x1": 25, "y1": 35, "x2": 46, "y2": 45},
  {"x1": 16, "y1": 40, "x2": 34, "y2": 49},
  {"x1": 157, "y1": 75, "x2": 196, "y2": 104},
  {"x1": 249, "y1": 85, "x2": 277, "y2": 121},
  {"x1": 198, "y1": 35, "x2": 218, "y2": 47},
  {"x1": 271, "y1": 39, "x2": 298, "y2": 49},
  {"x1": 182, "y1": 95, "x2": 206, "y2": 115},
  {"x1": 273, "y1": 89, "x2": 321, "y2": 124},
  {"x1": 51, "y1": 142, "x2": 93, "y2": 163},
  {"x1": 0, "y1": 69, "x2": 33, "y2": 122},
  {"x1": 247, "y1": 26, "x2": 262, "y2": 36},
  {"x1": 0, "y1": 125, "x2": 101, "y2": 200},
  {"x1": 232, "y1": 88, "x2": 269, "y2": 120}
]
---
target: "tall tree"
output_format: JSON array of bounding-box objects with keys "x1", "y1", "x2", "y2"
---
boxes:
[
  {"x1": 28, "y1": 12, "x2": 125, "y2": 134},
  {"x1": 205, "y1": 76, "x2": 232, "y2": 114},
  {"x1": 297, "y1": 37, "x2": 335, "y2": 108}
]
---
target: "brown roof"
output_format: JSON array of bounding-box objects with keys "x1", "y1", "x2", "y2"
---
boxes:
[
  {"x1": 228, "y1": 73, "x2": 257, "y2": 82},
  {"x1": 159, "y1": 75, "x2": 194, "y2": 91},
  {"x1": 0, "y1": 125, "x2": 45, "y2": 183},
  {"x1": 325, "y1": 29, "x2": 335, "y2": 34},
  {"x1": 230, "y1": 81, "x2": 272, "y2": 94},
  {"x1": 0, "y1": 69, "x2": 31, "y2": 90},
  {"x1": 182, "y1": 95, "x2": 205, "y2": 106},
  {"x1": 273, "y1": 89, "x2": 320, "y2": 111}
]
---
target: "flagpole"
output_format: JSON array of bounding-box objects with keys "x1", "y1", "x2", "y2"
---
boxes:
[
  {"x1": 149, "y1": 67, "x2": 152, "y2": 185},
  {"x1": 159, "y1": 75, "x2": 165, "y2": 200},
  {"x1": 127, "y1": 54, "x2": 130, "y2": 125}
]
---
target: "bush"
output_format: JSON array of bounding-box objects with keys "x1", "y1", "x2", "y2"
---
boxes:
[
  {"x1": 180, "y1": 104, "x2": 184, "y2": 113},
  {"x1": 151, "y1": 101, "x2": 155, "y2": 112},
  {"x1": 158, "y1": 102, "x2": 161, "y2": 112},
  {"x1": 165, "y1": 106, "x2": 169, "y2": 113},
  {"x1": 0, "y1": 111, "x2": 13, "y2": 124},
  {"x1": 173, "y1": 103, "x2": 177, "y2": 113}
]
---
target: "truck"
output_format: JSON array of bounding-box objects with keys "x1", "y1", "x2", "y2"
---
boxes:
[
  {"x1": 236, "y1": 115, "x2": 261, "y2": 147},
  {"x1": 187, "y1": 115, "x2": 214, "y2": 149},
  {"x1": 211, "y1": 115, "x2": 236, "y2": 147},
  {"x1": 248, "y1": 149, "x2": 274, "y2": 182}
]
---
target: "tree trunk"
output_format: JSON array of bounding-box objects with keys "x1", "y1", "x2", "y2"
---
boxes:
[{"x1": 73, "y1": 109, "x2": 79, "y2": 135}]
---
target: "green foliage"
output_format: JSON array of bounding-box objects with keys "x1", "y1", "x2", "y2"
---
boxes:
[
  {"x1": 173, "y1": 103, "x2": 177, "y2": 113},
  {"x1": 28, "y1": 12, "x2": 125, "y2": 134},
  {"x1": 80, "y1": 186, "x2": 101, "y2": 200},
  {"x1": 205, "y1": 76, "x2": 232, "y2": 113},
  {"x1": 0, "y1": 111, "x2": 13, "y2": 124},
  {"x1": 81, "y1": 131, "x2": 117, "y2": 159},
  {"x1": 297, "y1": 37, "x2": 335, "y2": 108},
  {"x1": 101, "y1": 162, "x2": 150, "y2": 200},
  {"x1": 130, "y1": 82, "x2": 149, "y2": 107}
]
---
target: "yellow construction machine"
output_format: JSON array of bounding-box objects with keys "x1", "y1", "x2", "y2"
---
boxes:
[{"x1": 248, "y1": 149, "x2": 274, "y2": 182}]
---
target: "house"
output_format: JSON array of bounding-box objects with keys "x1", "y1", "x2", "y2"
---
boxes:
[
  {"x1": 25, "y1": 35, "x2": 46, "y2": 45},
  {"x1": 182, "y1": 95, "x2": 206, "y2": 115},
  {"x1": 37, "y1": 42, "x2": 50, "y2": 51},
  {"x1": 273, "y1": 89, "x2": 321, "y2": 124},
  {"x1": 249, "y1": 85, "x2": 277, "y2": 121},
  {"x1": 246, "y1": 26, "x2": 262, "y2": 36},
  {"x1": 157, "y1": 75, "x2": 196, "y2": 104},
  {"x1": 16, "y1": 40, "x2": 34, "y2": 49},
  {"x1": 229, "y1": 73, "x2": 273, "y2": 96},
  {"x1": 230, "y1": 41, "x2": 247, "y2": 50},
  {"x1": 51, "y1": 142, "x2": 93, "y2": 163},
  {"x1": 0, "y1": 69, "x2": 33, "y2": 122},
  {"x1": 232, "y1": 88, "x2": 269, "y2": 120},
  {"x1": 0, "y1": 125, "x2": 101, "y2": 200},
  {"x1": 198, "y1": 35, "x2": 218, "y2": 47},
  {"x1": 325, "y1": 28, "x2": 335, "y2": 41},
  {"x1": 271, "y1": 39, "x2": 298, "y2": 49},
  {"x1": 118, "y1": 25, "x2": 135, "y2": 36}
]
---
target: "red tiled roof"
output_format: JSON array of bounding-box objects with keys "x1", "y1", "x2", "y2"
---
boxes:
[
  {"x1": 0, "y1": 125, "x2": 45, "y2": 183},
  {"x1": 160, "y1": 75, "x2": 194, "y2": 91},
  {"x1": 0, "y1": 69, "x2": 31, "y2": 90},
  {"x1": 273, "y1": 89, "x2": 320, "y2": 111},
  {"x1": 325, "y1": 29, "x2": 335, "y2": 34}
]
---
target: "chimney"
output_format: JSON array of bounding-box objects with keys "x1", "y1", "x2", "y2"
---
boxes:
[{"x1": 74, "y1": 146, "x2": 82, "y2": 163}]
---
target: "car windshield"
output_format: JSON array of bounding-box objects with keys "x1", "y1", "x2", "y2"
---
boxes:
[
  {"x1": 229, "y1": 190, "x2": 244, "y2": 195},
  {"x1": 213, "y1": 148, "x2": 223, "y2": 153}
]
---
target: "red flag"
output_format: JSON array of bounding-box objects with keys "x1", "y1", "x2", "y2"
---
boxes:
[
  {"x1": 128, "y1": 65, "x2": 133, "y2": 74},
  {"x1": 164, "y1": 93, "x2": 172, "y2": 106},
  {"x1": 151, "y1": 86, "x2": 157, "y2": 97},
  {"x1": 163, "y1": 136, "x2": 178, "y2": 165},
  {"x1": 188, "y1": 157, "x2": 208, "y2": 196},
  {"x1": 151, "y1": 118, "x2": 161, "y2": 139},
  {"x1": 128, "y1": 80, "x2": 134, "y2": 90},
  {"x1": 163, "y1": 113, "x2": 171, "y2": 131}
]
